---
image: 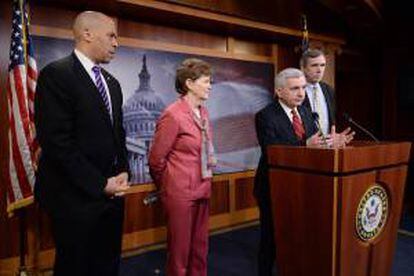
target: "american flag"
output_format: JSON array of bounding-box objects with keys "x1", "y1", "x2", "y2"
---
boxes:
[{"x1": 6, "y1": 0, "x2": 38, "y2": 215}]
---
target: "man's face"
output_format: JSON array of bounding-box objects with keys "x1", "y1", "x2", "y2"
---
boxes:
[
  {"x1": 90, "y1": 18, "x2": 118, "y2": 64},
  {"x1": 302, "y1": 55, "x2": 326, "y2": 84},
  {"x1": 276, "y1": 76, "x2": 307, "y2": 109}
]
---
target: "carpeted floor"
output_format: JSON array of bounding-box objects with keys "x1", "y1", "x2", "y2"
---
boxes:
[{"x1": 120, "y1": 221, "x2": 414, "y2": 276}]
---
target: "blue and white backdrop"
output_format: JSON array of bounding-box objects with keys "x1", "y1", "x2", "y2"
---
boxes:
[{"x1": 34, "y1": 36, "x2": 274, "y2": 184}]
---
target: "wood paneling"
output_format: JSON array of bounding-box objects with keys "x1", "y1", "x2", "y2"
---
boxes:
[
  {"x1": 119, "y1": 19, "x2": 227, "y2": 51},
  {"x1": 38, "y1": 210, "x2": 54, "y2": 251},
  {"x1": 336, "y1": 49, "x2": 382, "y2": 137},
  {"x1": 338, "y1": 172, "x2": 376, "y2": 276},
  {"x1": 210, "y1": 180, "x2": 230, "y2": 215},
  {"x1": 338, "y1": 166, "x2": 407, "y2": 276},
  {"x1": 267, "y1": 142, "x2": 411, "y2": 174},
  {"x1": 268, "y1": 143, "x2": 410, "y2": 276},
  {"x1": 276, "y1": 43, "x2": 300, "y2": 72},
  {"x1": 372, "y1": 166, "x2": 407, "y2": 276},
  {"x1": 117, "y1": 0, "x2": 344, "y2": 45},
  {"x1": 31, "y1": 5, "x2": 78, "y2": 29},
  {"x1": 123, "y1": 192, "x2": 166, "y2": 233},
  {"x1": 233, "y1": 38, "x2": 273, "y2": 56},
  {"x1": 235, "y1": 177, "x2": 256, "y2": 210},
  {"x1": 269, "y1": 169, "x2": 335, "y2": 276}
]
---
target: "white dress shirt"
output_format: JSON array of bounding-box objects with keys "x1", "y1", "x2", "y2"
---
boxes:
[
  {"x1": 305, "y1": 83, "x2": 329, "y2": 135},
  {"x1": 278, "y1": 100, "x2": 302, "y2": 123}
]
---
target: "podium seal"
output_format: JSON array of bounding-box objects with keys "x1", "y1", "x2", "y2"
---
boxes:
[{"x1": 356, "y1": 185, "x2": 389, "y2": 241}]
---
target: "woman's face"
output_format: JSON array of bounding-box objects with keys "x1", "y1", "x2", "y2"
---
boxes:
[{"x1": 186, "y1": 75, "x2": 212, "y2": 101}]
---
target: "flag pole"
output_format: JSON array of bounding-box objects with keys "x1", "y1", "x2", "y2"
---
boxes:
[
  {"x1": 301, "y1": 14, "x2": 309, "y2": 53},
  {"x1": 17, "y1": 208, "x2": 29, "y2": 275}
]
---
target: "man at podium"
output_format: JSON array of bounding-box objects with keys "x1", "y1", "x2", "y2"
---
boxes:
[{"x1": 253, "y1": 68, "x2": 353, "y2": 275}]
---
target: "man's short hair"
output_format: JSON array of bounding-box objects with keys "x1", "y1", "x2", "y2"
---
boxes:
[
  {"x1": 275, "y1": 68, "x2": 304, "y2": 89},
  {"x1": 300, "y1": 48, "x2": 325, "y2": 68}
]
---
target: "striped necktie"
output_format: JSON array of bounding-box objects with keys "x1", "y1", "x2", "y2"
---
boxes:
[
  {"x1": 312, "y1": 85, "x2": 323, "y2": 132},
  {"x1": 92, "y1": 66, "x2": 111, "y2": 119}
]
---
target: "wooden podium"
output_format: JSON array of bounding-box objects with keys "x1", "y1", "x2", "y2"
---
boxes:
[{"x1": 267, "y1": 141, "x2": 411, "y2": 276}]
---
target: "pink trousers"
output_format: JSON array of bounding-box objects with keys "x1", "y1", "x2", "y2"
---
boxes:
[{"x1": 163, "y1": 198, "x2": 209, "y2": 276}]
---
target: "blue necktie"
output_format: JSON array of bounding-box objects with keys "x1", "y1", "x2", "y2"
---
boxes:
[{"x1": 92, "y1": 66, "x2": 111, "y2": 119}]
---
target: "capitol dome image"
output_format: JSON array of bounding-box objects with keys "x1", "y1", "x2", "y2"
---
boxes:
[{"x1": 123, "y1": 55, "x2": 165, "y2": 184}]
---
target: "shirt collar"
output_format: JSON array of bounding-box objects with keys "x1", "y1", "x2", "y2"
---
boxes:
[
  {"x1": 306, "y1": 82, "x2": 320, "y2": 91},
  {"x1": 74, "y1": 49, "x2": 97, "y2": 73},
  {"x1": 278, "y1": 100, "x2": 299, "y2": 119}
]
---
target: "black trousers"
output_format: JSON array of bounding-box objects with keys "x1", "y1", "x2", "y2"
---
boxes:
[
  {"x1": 257, "y1": 195, "x2": 276, "y2": 276},
  {"x1": 51, "y1": 200, "x2": 124, "y2": 276}
]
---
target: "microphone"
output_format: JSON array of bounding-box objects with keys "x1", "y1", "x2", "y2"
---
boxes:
[
  {"x1": 343, "y1": 113, "x2": 379, "y2": 142},
  {"x1": 143, "y1": 190, "x2": 162, "y2": 206}
]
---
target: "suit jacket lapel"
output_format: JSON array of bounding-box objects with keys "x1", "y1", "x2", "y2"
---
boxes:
[
  {"x1": 302, "y1": 94, "x2": 312, "y2": 112},
  {"x1": 274, "y1": 101, "x2": 298, "y2": 143},
  {"x1": 71, "y1": 53, "x2": 113, "y2": 128},
  {"x1": 299, "y1": 105, "x2": 314, "y2": 138}
]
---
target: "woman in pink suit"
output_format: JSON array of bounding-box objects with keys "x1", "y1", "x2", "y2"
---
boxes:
[{"x1": 149, "y1": 58, "x2": 216, "y2": 276}]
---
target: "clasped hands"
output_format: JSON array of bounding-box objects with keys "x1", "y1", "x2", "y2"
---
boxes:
[
  {"x1": 104, "y1": 172, "x2": 130, "y2": 198},
  {"x1": 307, "y1": 125, "x2": 355, "y2": 148}
]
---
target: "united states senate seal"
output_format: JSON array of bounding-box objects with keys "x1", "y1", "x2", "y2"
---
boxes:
[{"x1": 355, "y1": 185, "x2": 389, "y2": 241}]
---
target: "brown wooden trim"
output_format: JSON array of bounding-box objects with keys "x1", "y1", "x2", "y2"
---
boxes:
[
  {"x1": 209, "y1": 207, "x2": 258, "y2": 230},
  {"x1": 271, "y1": 44, "x2": 279, "y2": 73},
  {"x1": 0, "y1": 256, "x2": 19, "y2": 276},
  {"x1": 332, "y1": 177, "x2": 338, "y2": 276},
  {"x1": 229, "y1": 180, "x2": 236, "y2": 212},
  {"x1": 31, "y1": 25, "x2": 273, "y2": 63},
  {"x1": 117, "y1": 0, "x2": 345, "y2": 45},
  {"x1": 124, "y1": 171, "x2": 256, "y2": 194},
  {"x1": 125, "y1": 183, "x2": 155, "y2": 194},
  {"x1": 227, "y1": 36, "x2": 235, "y2": 53},
  {"x1": 31, "y1": 25, "x2": 72, "y2": 40},
  {"x1": 213, "y1": 170, "x2": 256, "y2": 181},
  {"x1": 119, "y1": 37, "x2": 274, "y2": 63}
]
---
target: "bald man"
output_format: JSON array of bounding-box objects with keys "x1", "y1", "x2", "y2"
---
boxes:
[{"x1": 34, "y1": 11, "x2": 129, "y2": 275}]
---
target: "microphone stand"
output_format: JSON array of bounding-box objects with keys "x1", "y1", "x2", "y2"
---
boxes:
[{"x1": 343, "y1": 113, "x2": 379, "y2": 142}]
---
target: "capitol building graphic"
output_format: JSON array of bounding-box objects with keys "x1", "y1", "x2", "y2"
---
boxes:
[{"x1": 123, "y1": 55, "x2": 165, "y2": 184}]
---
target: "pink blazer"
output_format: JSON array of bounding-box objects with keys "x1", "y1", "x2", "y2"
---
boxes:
[{"x1": 149, "y1": 98, "x2": 213, "y2": 200}]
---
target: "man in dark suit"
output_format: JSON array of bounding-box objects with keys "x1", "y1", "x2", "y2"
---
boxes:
[
  {"x1": 254, "y1": 68, "x2": 324, "y2": 276},
  {"x1": 254, "y1": 68, "x2": 346, "y2": 276},
  {"x1": 300, "y1": 49, "x2": 335, "y2": 136},
  {"x1": 34, "y1": 11, "x2": 129, "y2": 276},
  {"x1": 255, "y1": 68, "x2": 354, "y2": 276}
]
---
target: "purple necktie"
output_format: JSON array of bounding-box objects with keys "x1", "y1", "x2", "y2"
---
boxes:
[{"x1": 92, "y1": 66, "x2": 111, "y2": 119}]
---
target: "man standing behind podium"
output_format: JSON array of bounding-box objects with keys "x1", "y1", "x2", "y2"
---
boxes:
[
  {"x1": 34, "y1": 11, "x2": 129, "y2": 275},
  {"x1": 300, "y1": 49, "x2": 335, "y2": 136},
  {"x1": 254, "y1": 68, "x2": 325, "y2": 276}
]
